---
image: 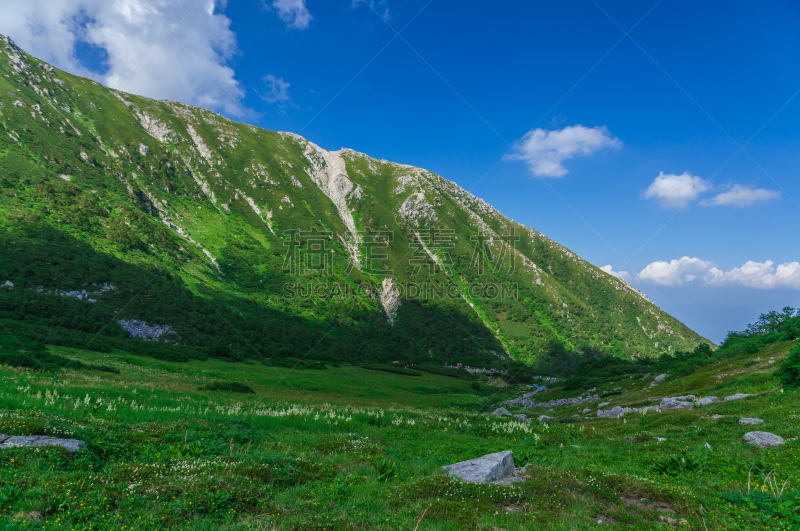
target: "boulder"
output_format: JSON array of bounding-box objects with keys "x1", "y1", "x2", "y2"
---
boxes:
[
  {"x1": 597, "y1": 406, "x2": 625, "y2": 418},
  {"x1": 654, "y1": 374, "x2": 667, "y2": 383},
  {"x1": 654, "y1": 437, "x2": 667, "y2": 442},
  {"x1": 537, "y1": 415, "x2": 552, "y2": 422},
  {"x1": 659, "y1": 397, "x2": 693, "y2": 410},
  {"x1": 699, "y1": 397, "x2": 718, "y2": 406},
  {"x1": 491, "y1": 407, "x2": 512, "y2": 417},
  {"x1": 724, "y1": 393, "x2": 752, "y2": 402},
  {"x1": 742, "y1": 431, "x2": 784, "y2": 449},
  {"x1": 0, "y1": 433, "x2": 86, "y2": 452},
  {"x1": 442, "y1": 451, "x2": 515, "y2": 483},
  {"x1": 739, "y1": 418, "x2": 764, "y2": 426},
  {"x1": 598, "y1": 401, "x2": 611, "y2": 408},
  {"x1": 582, "y1": 408, "x2": 591, "y2": 414},
  {"x1": 1, "y1": 280, "x2": 12, "y2": 289}
]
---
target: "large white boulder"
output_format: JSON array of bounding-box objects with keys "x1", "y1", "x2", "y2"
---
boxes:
[
  {"x1": 742, "y1": 431, "x2": 784, "y2": 448},
  {"x1": 442, "y1": 451, "x2": 516, "y2": 483}
]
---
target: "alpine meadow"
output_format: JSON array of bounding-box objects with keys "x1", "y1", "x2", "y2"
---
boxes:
[{"x1": 0, "y1": 5, "x2": 799, "y2": 530}]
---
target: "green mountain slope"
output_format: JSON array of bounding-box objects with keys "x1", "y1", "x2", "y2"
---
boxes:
[{"x1": 0, "y1": 34, "x2": 706, "y2": 368}]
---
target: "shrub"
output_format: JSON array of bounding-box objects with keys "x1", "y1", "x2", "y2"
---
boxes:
[
  {"x1": 778, "y1": 343, "x2": 800, "y2": 388},
  {"x1": 200, "y1": 382, "x2": 255, "y2": 394}
]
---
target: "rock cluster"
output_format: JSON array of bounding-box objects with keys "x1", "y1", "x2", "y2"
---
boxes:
[
  {"x1": 117, "y1": 319, "x2": 175, "y2": 341},
  {"x1": 504, "y1": 393, "x2": 599, "y2": 408}
]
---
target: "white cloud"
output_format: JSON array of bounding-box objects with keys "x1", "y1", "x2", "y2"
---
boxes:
[
  {"x1": 642, "y1": 172, "x2": 712, "y2": 209},
  {"x1": 637, "y1": 256, "x2": 715, "y2": 287},
  {"x1": 505, "y1": 125, "x2": 622, "y2": 177},
  {"x1": 706, "y1": 261, "x2": 800, "y2": 289},
  {"x1": 629, "y1": 256, "x2": 800, "y2": 290},
  {"x1": 261, "y1": 74, "x2": 291, "y2": 106},
  {"x1": 600, "y1": 264, "x2": 632, "y2": 282},
  {"x1": 0, "y1": 0, "x2": 246, "y2": 116},
  {"x1": 700, "y1": 184, "x2": 780, "y2": 207},
  {"x1": 271, "y1": 0, "x2": 312, "y2": 29}
]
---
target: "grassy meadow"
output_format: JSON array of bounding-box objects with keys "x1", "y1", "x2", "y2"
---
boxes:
[{"x1": 0, "y1": 341, "x2": 798, "y2": 530}]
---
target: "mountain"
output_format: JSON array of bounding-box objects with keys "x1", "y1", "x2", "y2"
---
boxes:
[{"x1": 0, "y1": 35, "x2": 706, "y2": 372}]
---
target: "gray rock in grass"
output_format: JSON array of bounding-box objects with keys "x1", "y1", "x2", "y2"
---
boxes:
[
  {"x1": 442, "y1": 450, "x2": 516, "y2": 483},
  {"x1": 0, "y1": 433, "x2": 86, "y2": 452},
  {"x1": 739, "y1": 418, "x2": 764, "y2": 426},
  {"x1": 742, "y1": 431, "x2": 783, "y2": 449},
  {"x1": 724, "y1": 393, "x2": 752, "y2": 402}
]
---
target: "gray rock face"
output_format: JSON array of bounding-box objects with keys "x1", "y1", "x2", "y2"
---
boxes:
[
  {"x1": 742, "y1": 431, "x2": 784, "y2": 448},
  {"x1": 659, "y1": 397, "x2": 693, "y2": 410},
  {"x1": 442, "y1": 451, "x2": 515, "y2": 483},
  {"x1": 2, "y1": 280, "x2": 13, "y2": 289},
  {"x1": 0, "y1": 433, "x2": 86, "y2": 452},
  {"x1": 654, "y1": 373, "x2": 667, "y2": 383},
  {"x1": 139, "y1": 144, "x2": 150, "y2": 156},
  {"x1": 490, "y1": 408, "x2": 511, "y2": 417},
  {"x1": 739, "y1": 418, "x2": 764, "y2": 426},
  {"x1": 699, "y1": 397, "x2": 718, "y2": 405},
  {"x1": 597, "y1": 406, "x2": 625, "y2": 418},
  {"x1": 724, "y1": 393, "x2": 752, "y2": 401}
]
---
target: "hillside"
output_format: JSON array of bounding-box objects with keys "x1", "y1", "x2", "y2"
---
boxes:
[
  {"x1": 0, "y1": 34, "x2": 705, "y2": 368},
  {"x1": 0, "y1": 326, "x2": 796, "y2": 529}
]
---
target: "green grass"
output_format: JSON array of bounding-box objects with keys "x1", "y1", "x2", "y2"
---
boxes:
[{"x1": 0, "y1": 341, "x2": 798, "y2": 530}]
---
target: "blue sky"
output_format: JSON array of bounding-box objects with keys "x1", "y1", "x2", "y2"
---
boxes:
[{"x1": 2, "y1": 0, "x2": 799, "y2": 342}]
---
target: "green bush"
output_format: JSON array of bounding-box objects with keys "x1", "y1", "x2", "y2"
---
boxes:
[
  {"x1": 778, "y1": 343, "x2": 800, "y2": 388},
  {"x1": 199, "y1": 382, "x2": 256, "y2": 394}
]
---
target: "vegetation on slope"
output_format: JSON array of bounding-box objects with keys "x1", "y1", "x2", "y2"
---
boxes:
[{"x1": 0, "y1": 34, "x2": 706, "y2": 370}]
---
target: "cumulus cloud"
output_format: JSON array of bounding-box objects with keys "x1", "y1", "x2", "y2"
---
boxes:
[
  {"x1": 600, "y1": 264, "x2": 632, "y2": 282},
  {"x1": 620, "y1": 256, "x2": 800, "y2": 289},
  {"x1": 637, "y1": 256, "x2": 715, "y2": 287},
  {"x1": 700, "y1": 184, "x2": 781, "y2": 207},
  {"x1": 505, "y1": 125, "x2": 622, "y2": 177},
  {"x1": 0, "y1": 0, "x2": 246, "y2": 116},
  {"x1": 706, "y1": 261, "x2": 800, "y2": 289},
  {"x1": 271, "y1": 0, "x2": 312, "y2": 30},
  {"x1": 642, "y1": 172, "x2": 712, "y2": 209},
  {"x1": 261, "y1": 74, "x2": 291, "y2": 107}
]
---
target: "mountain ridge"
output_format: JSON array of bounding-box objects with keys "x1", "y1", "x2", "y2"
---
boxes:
[{"x1": 0, "y1": 34, "x2": 707, "y2": 371}]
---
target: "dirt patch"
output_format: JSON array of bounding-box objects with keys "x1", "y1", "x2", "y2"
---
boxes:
[{"x1": 621, "y1": 496, "x2": 675, "y2": 513}]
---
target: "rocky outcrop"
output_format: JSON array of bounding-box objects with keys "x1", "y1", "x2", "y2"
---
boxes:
[
  {"x1": 0, "y1": 433, "x2": 86, "y2": 452},
  {"x1": 117, "y1": 319, "x2": 175, "y2": 341},
  {"x1": 742, "y1": 431, "x2": 784, "y2": 448},
  {"x1": 379, "y1": 278, "x2": 401, "y2": 325},
  {"x1": 442, "y1": 451, "x2": 515, "y2": 483}
]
